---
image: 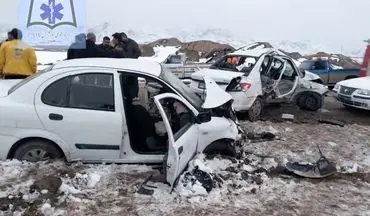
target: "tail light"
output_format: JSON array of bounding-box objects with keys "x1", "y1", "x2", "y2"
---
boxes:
[{"x1": 233, "y1": 82, "x2": 252, "y2": 91}]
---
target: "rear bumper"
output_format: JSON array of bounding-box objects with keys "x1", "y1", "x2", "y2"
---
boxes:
[{"x1": 334, "y1": 92, "x2": 370, "y2": 110}]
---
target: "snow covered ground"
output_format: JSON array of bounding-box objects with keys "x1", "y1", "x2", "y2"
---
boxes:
[
  {"x1": 35, "y1": 46, "x2": 179, "y2": 70},
  {"x1": 0, "y1": 121, "x2": 369, "y2": 216}
]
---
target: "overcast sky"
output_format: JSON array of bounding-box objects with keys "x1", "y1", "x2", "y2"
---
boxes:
[{"x1": 0, "y1": 0, "x2": 369, "y2": 52}]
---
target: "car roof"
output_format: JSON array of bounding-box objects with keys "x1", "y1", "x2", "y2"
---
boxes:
[
  {"x1": 52, "y1": 58, "x2": 162, "y2": 76},
  {"x1": 228, "y1": 48, "x2": 276, "y2": 57}
]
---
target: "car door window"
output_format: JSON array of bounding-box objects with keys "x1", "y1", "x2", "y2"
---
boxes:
[
  {"x1": 281, "y1": 60, "x2": 297, "y2": 81},
  {"x1": 41, "y1": 73, "x2": 115, "y2": 111},
  {"x1": 159, "y1": 98, "x2": 193, "y2": 141},
  {"x1": 42, "y1": 77, "x2": 69, "y2": 107}
]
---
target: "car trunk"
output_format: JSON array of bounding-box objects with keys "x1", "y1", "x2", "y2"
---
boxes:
[{"x1": 0, "y1": 79, "x2": 22, "y2": 97}]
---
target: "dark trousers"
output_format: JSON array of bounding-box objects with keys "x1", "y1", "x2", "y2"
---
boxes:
[{"x1": 1, "y1": 75, "x2": 29, "y2": 79}]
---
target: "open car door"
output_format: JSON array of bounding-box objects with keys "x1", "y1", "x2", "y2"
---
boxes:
[
  {"x1": 273, "y1": 57, "x2": 299, "y2": 98},
  {"x1": 153, "y1": 93, "x2": 199, "y2": 190}
]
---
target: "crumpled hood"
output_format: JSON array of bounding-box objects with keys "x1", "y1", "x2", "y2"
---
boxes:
[
  {"x1": 0, "y1": 79, "x2": 22, "y2": 97},
  {"x1": 338, "y1": 76, "x2": 370, "y2": 89},
  {"x1": 303, "y1": 70, "x2": 321, "y2": 81},
  {"x1": 201, "y1": 75, "x2": 233, "y2": 109}
]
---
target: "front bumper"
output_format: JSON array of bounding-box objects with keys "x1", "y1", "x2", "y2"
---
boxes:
[{"x1": 334, "y1": 92, "x2": 370, "y2": 110}]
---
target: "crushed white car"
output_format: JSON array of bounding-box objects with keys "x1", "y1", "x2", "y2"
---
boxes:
[
  {"x1": 0, "y1": 58, "x2": 242, "y2": 188},
  {"x1": 190, "y1": 49, "x2": 328, "y2": 121},
  {"x1": 333, "y1": 76, "x2": 370, "y2": 110}
]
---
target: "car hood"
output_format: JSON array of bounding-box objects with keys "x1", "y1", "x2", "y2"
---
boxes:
[
  {"x1": 192, "y1": 68, "x2": 244, "y2": 84},
  {"x1": 201, "y1": 75, "x2": 233, "y2": 109},
  {"x1": 0, "y1": 79, "x2": 22, "y2": 97},
  {"x1": 303, "y1": 70, "x2": 321, "y2": 81},
  {"x1": 338, "y1": 76, "x2": 370, "y2": 89}
]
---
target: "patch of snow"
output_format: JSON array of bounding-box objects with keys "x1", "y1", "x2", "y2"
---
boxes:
[
  {"x1": 140, "y1": 46, "x2": 179, "y2": 63},
  {"x1": 36, "y1": 51, "x2": 66, "y2": 65},
  {"x1": 40, "y1": 203, "x2": 65, "y2": 216},
  {"x1": 87, "y1": 173, "x2": 101, "y2": 188},
  {"x1": 330, "y1": 64, "x2": 344, "y2": 69},
  {"x1": 327, "y1": 141, "x2": 337, "y2": 147}
]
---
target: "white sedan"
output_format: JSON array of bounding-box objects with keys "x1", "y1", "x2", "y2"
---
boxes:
[
  {"x1": 333, "y1": 76, "x2": 370, "y2": 110},
  {"x1": 0, "y1": 58, "x2": 241, "y2": 188},
  {"x1": 190, "y1": 50, "x2": 328, "y2": 121}
]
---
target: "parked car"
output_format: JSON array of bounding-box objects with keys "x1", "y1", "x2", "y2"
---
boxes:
[
  {"x1": 333, "y1": 77, "x2": 370, "y2": 110},
  {"x1": 333, "y1": 42, "x2": 370, "y2": 110},
  {"x1": 298, "y1": 59, "x2": 360, "y2": 87},
  {"x1": 0, "y1": 58, "x2": 242, "y2": 188},
  {"x1": 190, "y1": 50, "x2": 329, "y2": 121}
]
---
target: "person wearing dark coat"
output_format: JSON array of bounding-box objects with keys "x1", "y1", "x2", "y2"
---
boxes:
[
  {"x1": 98, "y1": 36, "x2": 113, "y2": 51},
  {"x1": 67, "y1": 33, "x2": 86, "y2": 60},
  {"x1": 120, "y1": 32, "x2": 141, "y2": 59}
]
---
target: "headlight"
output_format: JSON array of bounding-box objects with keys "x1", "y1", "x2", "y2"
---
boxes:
[
  {"x1": 333, "y1": 84, "x2": 340, "y2": 90},
  {"x1": 357, "y1": 89, "x2": 370, "y2": 96}
]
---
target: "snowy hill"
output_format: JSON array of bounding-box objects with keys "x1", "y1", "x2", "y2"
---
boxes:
[{"x1": 87, "y1": 22, "x2": 365, "y2": 57}]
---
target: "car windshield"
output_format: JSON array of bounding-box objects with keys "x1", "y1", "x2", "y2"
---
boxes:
[
  {"x1": 8, "y1": 65, "x2": 53, "y2": 95},
  {"x1": 210, "y1": 55, "x2": 258, "y2": 74},
  {"x1": 159, "y1": 66, "x2": 203, "y2": 109}
]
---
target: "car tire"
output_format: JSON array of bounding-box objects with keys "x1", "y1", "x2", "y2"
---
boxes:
[
  {"x1": 13, "y1": 140, "x2": 63, "y2": 162},
  {"x1": 298, "y1": 93, "x2": 323, "y2": 111},
  {"x1": 203, "y1": 141, "x2": 236, "y2": 157},
  {"x1": 247, "y1": 97, "x2": 263, "y2": 122}
]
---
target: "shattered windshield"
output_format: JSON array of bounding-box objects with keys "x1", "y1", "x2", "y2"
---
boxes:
[{"x1": 160, "y1": 66, "x2": 203, "y2": 110}]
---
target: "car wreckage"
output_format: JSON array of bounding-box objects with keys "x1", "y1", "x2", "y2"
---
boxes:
[
  {"x1": 0, "y1": 58, "x2": 242, "y2": 188},
  {"x1": 190, "y1": 49, "x2": 329, "y2": 121}
]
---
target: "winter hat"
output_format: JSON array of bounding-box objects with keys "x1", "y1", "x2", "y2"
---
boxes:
[{"x1": 8, "y1": 28, "x2": 23, "y2": 40}]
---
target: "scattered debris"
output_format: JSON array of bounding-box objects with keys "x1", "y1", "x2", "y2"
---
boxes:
[
  {"x1": 318, "y1": 118, "x2": 345, "y2": 127},
  {"x1": 282, "y1": 114, "x2": 295, "y2": 120},
  {"x1": 285, "y1": 144, "x2": 337, "y2": 178}
]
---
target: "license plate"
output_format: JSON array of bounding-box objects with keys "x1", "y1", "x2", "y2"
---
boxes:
[
  {"x1": 338, "y1": 95, "x2": 352, "y2": 104},
  {"x1": 198, "y1": 82, "x2": 205, "y2": 89}
]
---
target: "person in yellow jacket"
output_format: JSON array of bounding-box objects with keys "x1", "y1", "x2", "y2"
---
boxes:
[{"x1": 0, "y1": 28, "x2": 37, "y2": 79}]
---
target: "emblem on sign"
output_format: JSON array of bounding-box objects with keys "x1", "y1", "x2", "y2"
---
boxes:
[{"x1": 27, "y1": 0, "x2": 77, "y2": 29}]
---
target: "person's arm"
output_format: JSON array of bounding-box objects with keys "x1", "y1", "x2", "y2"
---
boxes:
[
  {"x1": 0, "y1": 43, "x2": 6, "y2": 73},
  {"x1": 28, "y1": 48, "x2": 37, "y2": 73}
]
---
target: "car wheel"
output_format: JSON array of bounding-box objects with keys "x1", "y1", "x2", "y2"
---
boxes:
[
  {"x1": 247, "y1": 97, "x2": 263, "y2": 122},
  {"x1": 299, "y1": 93, "x2": 323, "y2": 111},
  {"x1": 203, "y1": 141, "x2": 236, "y2": 157},
  {"x1": 13, "y1": 140, "x2": 63, "y2": 162}
]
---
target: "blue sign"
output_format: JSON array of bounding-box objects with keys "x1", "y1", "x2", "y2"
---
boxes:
[{"x1": 19, "y1": 0, "x2": 85, "y2": 47}]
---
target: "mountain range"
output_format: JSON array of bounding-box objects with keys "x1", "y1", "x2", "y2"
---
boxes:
[{"x1": 0, "y1": 22, "x2": 366, "y2": 58}]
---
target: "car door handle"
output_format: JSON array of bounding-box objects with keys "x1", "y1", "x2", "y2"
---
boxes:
[{"x1": 49, "y1": 113, "x2": 63, "y2": 121}]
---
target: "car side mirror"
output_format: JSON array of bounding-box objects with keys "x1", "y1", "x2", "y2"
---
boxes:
[{"x1": 197, "y1": 111, "x2": 212, "y2": 123}]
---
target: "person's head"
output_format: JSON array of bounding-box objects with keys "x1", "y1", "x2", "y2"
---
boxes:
[
  {"x1": 111, "y1": 32, "x2": 121, "y2": 46},
  {"x1": 120, "y1": 32, "x2": 129, "y2": 42},
  {"x1": 7, "y1": 28, "x2": 22, "y2": 40},
  {"x1": 102, "y1": 36, "x2": 110, "y2": 46},
  {"x1": 75, "y1": 33, "x2": 86, "y2": 43},
  {"x1": 86, "y1": 32, "x2": 96, "y2": 43}
]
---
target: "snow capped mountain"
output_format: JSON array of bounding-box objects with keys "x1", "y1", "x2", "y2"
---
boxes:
[
  {"x1": 87, "y1": 22, "x2": 364, "y2": 57},
  {"x1": 0, "y1": 22, "x2": 365, "y2": 58}
]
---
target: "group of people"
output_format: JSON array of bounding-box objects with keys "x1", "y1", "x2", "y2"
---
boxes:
[
  {"x1": 0, "y1": 28, "x2": 143, "y2": 80},
  {"x1": 67, "y1": 32, "x2": 141, "y2": 60},
  {"x1": 0, "y1": 28, "x2": 37, "y2": 79}
]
